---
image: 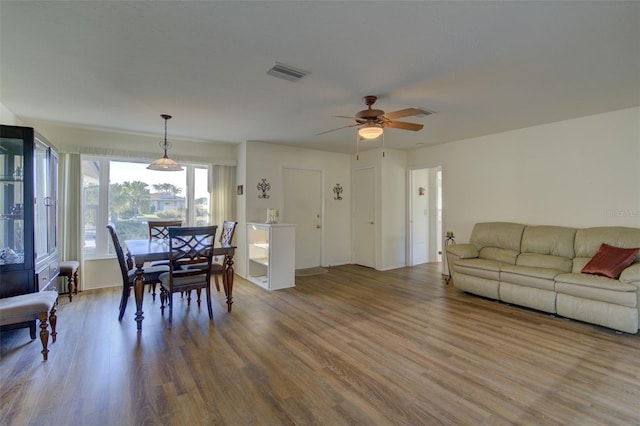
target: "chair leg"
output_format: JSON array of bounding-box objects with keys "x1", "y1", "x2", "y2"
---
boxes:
[
  {"x1": 67, "y1": 274, "x2": 74, "y2": 302},
  {"x1": 214, "y1": 275, "x2": 221, "y2": 292},
  {"x1": 160, "y1": 286, "x2": 168, "y2": 314},
  {"x1": 206, "y1": 286, "x2": 213, "y2": 319},
  {"x1": 196, "y1": 289, "x2": 202, "y2": 307},
  {"x1": 38, "y1": 311, "x2": 50, "y2": 361},
  {"x1": 118, "y1": 285, "x2": 131, "y2": 321},
  {"x1": 29, "y1": 321, "x2": 37, "y2": 340},
  {"x1": 169, "y1": 292, "x2": 174, "y2": 322},
  {"x1": 49, "y1": 302, "x2": 58, "y2": 343},
  {"x1": 151, "y1": 283, "x2": 157, "y2": 301},
  {"x1": 74, "y1": 270, "x2": 79, "y2": 294}
]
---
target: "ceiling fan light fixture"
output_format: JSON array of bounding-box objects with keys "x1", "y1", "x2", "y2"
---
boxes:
[
  {"x1": 358, "y1": 123, "x2": 384, "y2": 140},
  {"x1": 147, "y1": 114, "x2": 184, "y2": 171}
]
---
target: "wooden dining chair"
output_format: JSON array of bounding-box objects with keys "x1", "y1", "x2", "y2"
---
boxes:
[
  {"x1": 212, "y1": 220, "x2": 238, "y2": 291},
  {"x1": 158, "y1": 226, "x2": 218, "y2": 322},
  {"x1": 148, "y1": 220, "x2": 183, "y2": 240},
  {"x1": 186, "y1": 220, "x2": 237, "y2": 298},
  {"x1": 107, "y1": 225, "x2": 169, "y2": 320},
  {"x1": 147, "y1": 220, "x2": 183, "y2": 273}
]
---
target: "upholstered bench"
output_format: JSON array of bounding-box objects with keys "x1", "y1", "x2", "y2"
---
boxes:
[
  {"x1": 0, "y1": 291, "x2": 59, "y2": 361},
  {"x1": 59, "y1": 260, "x2": 80, "y2": 302}
]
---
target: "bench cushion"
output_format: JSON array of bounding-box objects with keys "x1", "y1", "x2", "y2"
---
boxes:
[
  {"x1": 0, "y1": 291, "x2": 58, "y2": 320},
  {"x1": 59, "y1": 261, "x2": 80, "y2": 274}
]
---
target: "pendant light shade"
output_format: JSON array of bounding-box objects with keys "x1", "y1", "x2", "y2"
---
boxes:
[
  {"x1": 358, "y1": 123, "x2": 384, "y2": 140},
  {"x1": 147, "y1": 114, "x2": 183, "y2": 171}
]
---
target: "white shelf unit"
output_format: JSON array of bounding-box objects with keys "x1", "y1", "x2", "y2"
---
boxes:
[{"x1": 246, "y1": 223, "x2": 295, "y2": 290}]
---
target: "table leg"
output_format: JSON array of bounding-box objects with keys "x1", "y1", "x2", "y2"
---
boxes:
[
  {"x1": 222, "y1": 254, "x2": 234, "y2": 312},
  {"x1": 133, "y1": 265, "x2": 145, "y2": 330}
]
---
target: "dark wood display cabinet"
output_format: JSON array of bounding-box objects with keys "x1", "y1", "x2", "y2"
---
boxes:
[{"x1": 1, "y1": 125, "x2": 59, "y2": 334}]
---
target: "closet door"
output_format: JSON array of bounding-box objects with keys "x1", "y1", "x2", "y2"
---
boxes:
[{"x1": 353, "y1": 167, "x2": 375, "y2": 268}]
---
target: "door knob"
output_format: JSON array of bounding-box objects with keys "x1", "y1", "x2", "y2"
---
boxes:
[{"x1": 369, "y1": 221, "x2": 374, "y2": 225}]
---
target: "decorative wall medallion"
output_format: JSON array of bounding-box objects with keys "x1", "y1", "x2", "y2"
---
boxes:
[
  {"x1": 333, "y1": 183, "x2": 343, "y2": 200},
  {"x1": 257, "y1": 178, "x2": 271, "y2": 199}
]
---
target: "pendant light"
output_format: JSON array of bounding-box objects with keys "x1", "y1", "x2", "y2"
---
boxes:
[{"x1": 147, "y1": 114, "x2": 183, "y2": 171}]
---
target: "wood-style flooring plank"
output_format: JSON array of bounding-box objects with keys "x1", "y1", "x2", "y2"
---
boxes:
[{"x1": 1, "y1": 263, "x2": 639, "y2": 425}]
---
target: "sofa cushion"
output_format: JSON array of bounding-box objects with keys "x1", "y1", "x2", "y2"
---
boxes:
[
  {"x1": 574, "y1": 226, "x2": 640, "y2": 260},
  {"x1": 520, "y1": 225, "x2": 577, "y2": 258},
  {"x1": 500, "y1": 264, "x2": 561, "y2": 291},
  {"x1": 571, "y1": 257, "x2": 590, "y2": 273},
  {"x1": 573, "y1": 227, "x2": 640, "y2": 273},
  {"x1": 478, "y1": 247, "x2": 520, "y2": 265},
  {"x1": 516, "y1": 253, "x2": 573, "y2": 272},
  {"x1": 581, "y1": 243, "x2": 640, "y2": 279},
  {"x1": 454, "y1": 258, "x2": 500, "y2": 281},
  {"x1": 555, "y1": 273, "x2": 637, "y2": 308},
  {"x1": 470, "y1": 222, "x2": 525, "y2": 264},
  {"x1": 619, "y1": 263, "x2": 640, "y2": 284},
  {"x1": 446, "y1": 243, "x2": 478, "y2": 259}
]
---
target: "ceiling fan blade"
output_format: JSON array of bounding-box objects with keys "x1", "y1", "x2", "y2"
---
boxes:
[
  {"x1": 316, "y1": 123, "x2": 361, "y2": 135},
  {"x1": 332, "y1": 115, "x2": 359, "y2": 120},
  {"x1": 384, "y1": 121, "x2": 424, "y2": 131},
  {"x1": 383, "y1": 108, "x2": 426, "y2": 120}
]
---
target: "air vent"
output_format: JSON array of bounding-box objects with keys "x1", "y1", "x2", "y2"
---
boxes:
[{"x1": 266, "y1": 63, "x2": 310, "y2": 82}]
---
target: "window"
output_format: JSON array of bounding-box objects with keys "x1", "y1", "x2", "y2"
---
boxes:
[{"x1": 82, "y1": 157, "x2": 210, "y2": 258}]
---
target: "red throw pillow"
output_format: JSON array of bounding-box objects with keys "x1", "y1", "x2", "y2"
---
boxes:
[{"x1": 581, "y1": 243, "x2": 640, "y2": 279}]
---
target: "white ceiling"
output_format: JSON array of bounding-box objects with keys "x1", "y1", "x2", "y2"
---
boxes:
[{"x1": 1, "y1": 1, "x2": 639, "y2": 154}]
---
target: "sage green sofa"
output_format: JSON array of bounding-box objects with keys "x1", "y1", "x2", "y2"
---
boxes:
[{"x1": 446, "y1": 222, "x2": 640, "y2": 334}]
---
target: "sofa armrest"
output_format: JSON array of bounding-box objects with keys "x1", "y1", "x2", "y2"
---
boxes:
[
  {"x1": 620, "y1": 262, "x2": 640, "y2": 285},
  {"x1": 446, "y1": 243, "x2": 478, "y2": 259}
]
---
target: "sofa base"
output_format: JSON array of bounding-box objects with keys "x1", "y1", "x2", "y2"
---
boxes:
[
  {"x1": 452, "y1": 273, "x2": 500, "y2": 300},
  {"x1": 499, "y1": 282, "x2": 557, "y2": 314},
  {"x1": 556, "y1": 294, "x2": 638, "y2": 334}
]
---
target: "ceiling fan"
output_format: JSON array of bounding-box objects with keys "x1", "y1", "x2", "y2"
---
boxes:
[{"x1": 318, "y1": 95, "x2": 431, "y2": 139}]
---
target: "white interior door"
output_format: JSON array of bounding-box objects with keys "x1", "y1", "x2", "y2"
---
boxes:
[
  {"x1": 283, "y1": 168, "x2": 322, "y2": 269},
  {"x1": 353, "y1": 167, "x2": 376, "y2": 268}
]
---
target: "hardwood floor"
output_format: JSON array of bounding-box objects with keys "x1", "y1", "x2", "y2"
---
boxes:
[{"x1": 1, "y1": 263, "x2": 639, "y2": 425}]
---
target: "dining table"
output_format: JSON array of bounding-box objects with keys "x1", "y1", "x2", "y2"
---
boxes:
[{"x1": 124, "y1": 238, "x2": 236, "y2": 330}]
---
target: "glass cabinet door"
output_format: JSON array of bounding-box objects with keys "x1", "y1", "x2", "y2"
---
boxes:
[
  {"x1": 34, "y1": 140, "x2": 48, "y2": 262},
  {"x1": 48, "y1": 149, "x2": 58, "y2": 255},
  {"x1": 1, "y1": 135, "x2": 26, "y2": 266},
  {"x1": 33, "y1": 138, "x2": 58, "y2": 264}
]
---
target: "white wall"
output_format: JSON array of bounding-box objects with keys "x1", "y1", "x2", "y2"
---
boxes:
[
  {"x1": 407, "y1": 107, "x2": 640, "y2": 244},
  {"x1": 237, "y1": 141, "x2": 352, "y2": 277},
  {"x1": 0, "y1": 102, "x2": 19, "y2": 125}
]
